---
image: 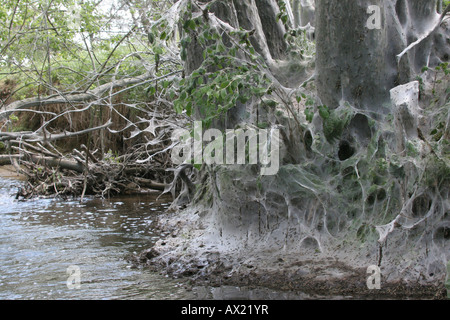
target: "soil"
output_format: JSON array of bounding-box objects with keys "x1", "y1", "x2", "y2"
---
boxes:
[
  {"x1": 0, "y1": 165, "x2": 26, "y2": 181},
  {"x1": 132, "y1": 209, "x2": 449, "y2": 300}
]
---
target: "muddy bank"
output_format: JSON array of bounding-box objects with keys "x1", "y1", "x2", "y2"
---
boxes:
[
  {"x1": 134, "y1": 207, "x2": 448, "y2": 300},
  {"x1": 0, "y1": 165, "x2": 26, "y2": 180}
]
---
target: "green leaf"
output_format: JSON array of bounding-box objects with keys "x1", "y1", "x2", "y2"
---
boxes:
[
  {"x1": 147, "y1": 86, "x2": 156, "y2": 96},
  {"x1": 318, "y1": 105, "x2": 330, "y2": 120},
  {"x1": 306, "y1": 97, "x2": 315, "y2": 106},
  {"x1": 147, "y1": 32, "x2": 155, "y2": 44},
  {"x1": 276, "y1": 12, "x2": 282, "y2": 22},
  {"x1": 305, "y1": 107, "x2": 314, "y2": 123},
  {"x1": 189, "y1": 19, "x2": 197, "y2": 30},
  {"x1": 238, "y1": 94, "x2": 250, "y2": 104},
  {"x1": 153, "y1": 46, "x2": 164, "y2": 55},
  {"x1": 181, "y1": 48, "x2": 187, "y2": 61},
  {"x1": 264, "y1": 99, "x2": 277, "y2": 107},
  {"x1": 186, "y1": 101, "x2": 192, "y2": 116},
  {"x1": 174, "y1": 99, "x2": 183, "y2": 114}
]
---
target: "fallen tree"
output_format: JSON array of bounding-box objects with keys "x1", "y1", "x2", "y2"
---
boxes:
[
  {"x1": 0, "y1": 139, "x2": 174, "y2": 199},
  {"x1": 0, "y1": 95, "x2": 186, "y2": 200},
  {"x1": 0, "y1": 71, "x2": 182, "y2": 119}
]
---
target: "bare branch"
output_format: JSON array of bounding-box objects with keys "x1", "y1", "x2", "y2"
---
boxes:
[
  {"x1": 0, "y1": 72, "x2": 154, "y2": 119},
  {"x1": 0, "y1": 120, "x2": 112, "y2": 143},
  {"x1": 397, "y1": 4, "x2": 450, "y2": 63}
]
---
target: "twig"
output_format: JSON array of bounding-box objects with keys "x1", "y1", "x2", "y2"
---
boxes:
[{"x1": 397, "y1": 5, "x2": 450, "y2": 63}]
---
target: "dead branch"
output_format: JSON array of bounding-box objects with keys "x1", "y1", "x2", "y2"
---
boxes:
[
  {"x1": 0, "y1": 72, "x2": 153, "y2": 118},
  {"x1": 133, "y1": 177, "x2": 167, "y2": 191},
  {"x1": 397, "y1": 4, "x2": 450, "y2": 63},
  {"x1": 0, "y1": 121, "x2": 112, "y2": 143},
  {"x1": 0, "y1": 153, "x2": 84, "y2": 172}
]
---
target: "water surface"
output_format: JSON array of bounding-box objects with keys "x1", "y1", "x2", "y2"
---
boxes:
[{"x1": 0, "y1": 177, "x2": 195, "y2": 300}]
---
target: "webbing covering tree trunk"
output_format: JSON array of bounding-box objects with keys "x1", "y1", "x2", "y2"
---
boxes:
[{"x1": 315, "y1": 0, "x2": 449, "y2": 111}]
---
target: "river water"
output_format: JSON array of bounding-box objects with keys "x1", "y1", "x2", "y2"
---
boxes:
[{"x1": 0, "y1": 176, "x2": 197, "y2": 300}]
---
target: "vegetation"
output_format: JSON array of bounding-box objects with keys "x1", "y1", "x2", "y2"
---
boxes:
[{"x1": 0, "y1": 0, "x2": 185, "y2": 198}]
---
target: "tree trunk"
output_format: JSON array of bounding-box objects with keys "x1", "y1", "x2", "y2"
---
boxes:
[
  {"x1": 254, "y1": 0, "x2": 288, "y2": 60},
  {"x1": 300, "y1": 0, "x2": 315, "y2": 27},
  {"x1": 315, "y1": 0, "x2": 446, "y2": 111},
  {"x1": 0, "y1": 154, "x2": 84, "y2": 173},
  {"x1": 147, "y1": 0, "x2": 450, "y2": 294},
  {"x1": 316, "y1": 0, "x2": 396, "y2": 111},
  {"x1": 183, "y1": 0, "x2": 288, "y2": 130},
  {"x1": 293, "y1": 0, "x2": 301, "y2": 27},
  {"x1": 184, "y1": 0, "x2": 286, "y2": 75}
]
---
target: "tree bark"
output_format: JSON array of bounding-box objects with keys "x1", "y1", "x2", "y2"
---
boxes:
[
  {"x1": 183, "y1": 0, "x2": 289, "y2": 130},
  {"x1": 293, "y1": 0, "x2": 301, "y2": 27},
  {"x1": 315, "y1": 0, "x2": 446, "y2": 111},
  {"x1": 254, "y1": 0, "x2": 288, "y2": 60},
  {"x1": 0, "y1": 154, "x2": 84, "y2": 173},
  {"x1": 316, "y1": 0, "x2": 396, "y2": 111},
  {"x1": 300, "y1": 0, "x2": 316, "y2": 27}
]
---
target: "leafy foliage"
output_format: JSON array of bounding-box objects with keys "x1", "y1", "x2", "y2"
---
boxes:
[
  {"x1": 305, "y1": 104, "x2": 354, "y2": 143},
  {"x1": 172, "y1": 14, "x2": 272, "y2": 127},
  {"x1": 0, "y1": 0, "x2": 158, "y2": 101}
]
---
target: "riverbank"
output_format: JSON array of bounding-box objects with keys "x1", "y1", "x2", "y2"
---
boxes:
[
  {"x1": 2, "y1": 162, "x2": 446, "y2": 300},
  {"x1": 0, "y1": 165, "x2": 26, "y2": 180},
  {"x1": 135, "y1": 207, "x2": 448, "y2": 300}
]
